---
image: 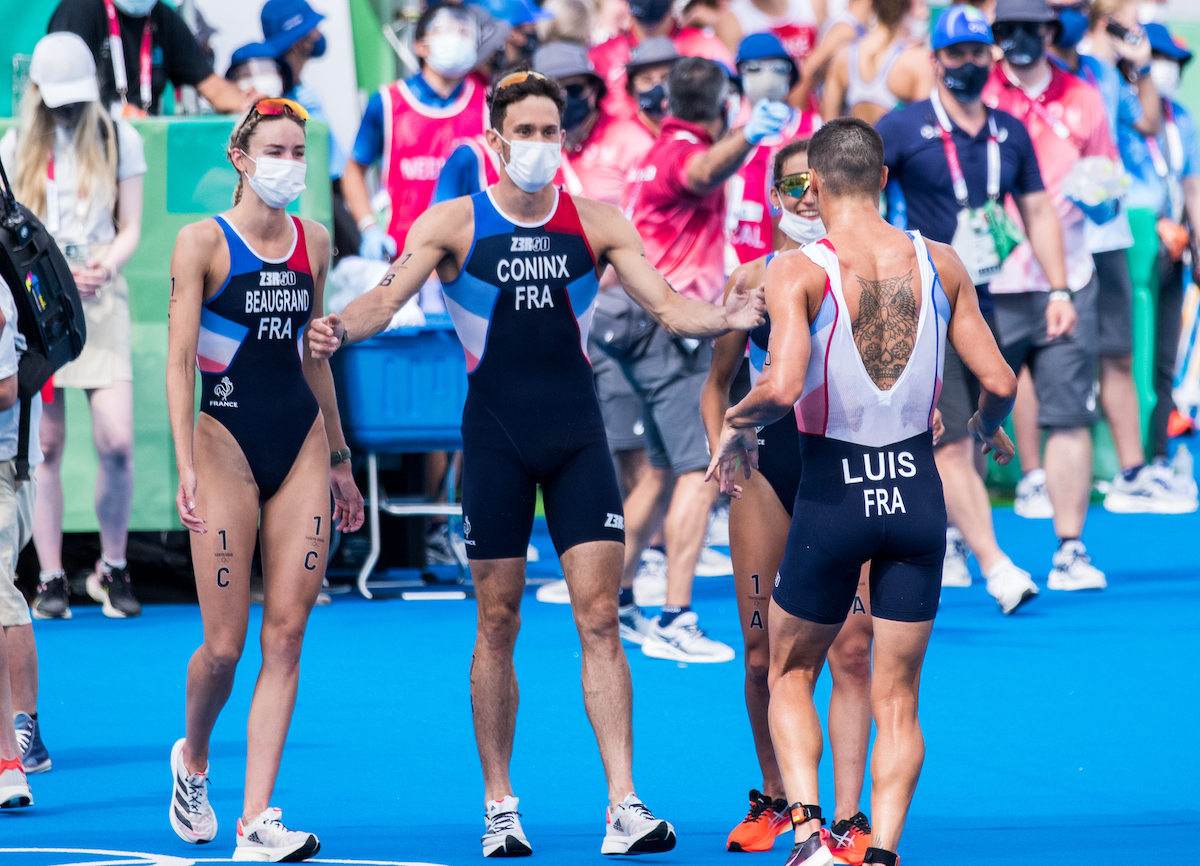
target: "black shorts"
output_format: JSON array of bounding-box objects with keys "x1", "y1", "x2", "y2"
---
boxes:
[
  {"x1": 757, "y1": 408, "x2": 802, "y2": 518},
  {"x1": 460, "y1": 393, "x2": 626, "y2": 560},
  {"x1": 773, "y1": 431, "x2": 946, "y2": 625}
]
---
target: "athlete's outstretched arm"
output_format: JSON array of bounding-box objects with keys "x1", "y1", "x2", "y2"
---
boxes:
[
  {"x1": 309, "y1": 199, "x2": 470, "y2": 357},
  {"x1": 932, "y1": 242, "x2": 1018, "y2": 463},
  {"x1": 702, "y1": 263, "x2": 761, "y2": 450},
  {"x1": 706, "y1": 252, "x2": 817, "y2": 494},
  {"x1": 167, "y1": 221, "x2": 221, "y2": 533},
  {"x1": 299, "y1": 221, "x2": 365, "y2": 533},
  {"x1": 583, "y1": 201, "x2": 766, "y2": 337}
]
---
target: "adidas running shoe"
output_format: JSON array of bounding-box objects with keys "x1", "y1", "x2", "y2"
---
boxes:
[
  {"x1": 0, "y1": 756, "x2": 32, "y2": 808},
  {"x1": 169, "y1": 738, "x2": 217, "y2": 844},
  {"x1": 31, "y1": 572, "x2": 71, "y2": 620},
  {"x1": 828, "y1": 813, "x2": 871, "y2": 865},
  {"x1": 14, "y1": 713, "x2": 50, "y2": 773},
  {"x1": 233, "y1": 807, "x2": 320, "y2": 862},
  {"x1": 727, "y1": 789, "x2": 790, "y2": 852},
  {"x1": 86, "y1": 565, "x2": 141, "y2": 618},
  {"x1": 601, "y1": 793, "x2": 676, "y2": 855},
  {"x1": 784, "y1": 831, "x2": 834, "y2": 866},
  {"x1": 482, "y1": 795, "x2": 532, "y2": 857}
]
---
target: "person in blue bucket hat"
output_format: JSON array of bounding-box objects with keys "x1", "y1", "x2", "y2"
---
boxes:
[{"x1": 465, "y1": 0, "x2": 552, "y2": 65}]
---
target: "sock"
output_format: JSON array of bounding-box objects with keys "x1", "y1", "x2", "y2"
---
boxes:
[
  {"x1": 39, "y1": 570, "x2": 65, "y2": 581},
  {"x1": 100, "y1": 556, "x2": 127, "y2": 572},
  {"x1": 29, "y1": 712, "x2": 36, "y2": 720},
  {"x1": 649, "y1": 544, "x2": 665, "y2": 554},
  {"x1": 618, "y1": 587, "x2": 634, "y2": 607},
  {"x1": 1122, "y1": 464, "x2": 1145, "y2": 482},
  {"x1": 659, "y1": 605, "x2": 689, "y2": 627}
]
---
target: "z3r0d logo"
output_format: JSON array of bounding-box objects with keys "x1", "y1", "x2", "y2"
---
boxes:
[{"x1": 0, "y1": 848, "x2": 450, "y2": 866}]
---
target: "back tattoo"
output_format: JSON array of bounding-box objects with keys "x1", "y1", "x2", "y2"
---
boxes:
[{"x1": 852, "y1": 271, "x2": 917, "y2": 390}]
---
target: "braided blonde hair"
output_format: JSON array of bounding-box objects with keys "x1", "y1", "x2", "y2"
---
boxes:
[{"x1": 226, "y1": 108, "x2": 306, "y2": 205}]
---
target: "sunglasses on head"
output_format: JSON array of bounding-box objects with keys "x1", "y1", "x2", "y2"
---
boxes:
[
  {"x1": 495, "y1": 70, "x2": 549, "y2": 91},
  {"x1": 252, "y1": 97, "x2": 310, "y2": 120},
  {"x1": 776, "y1": 171, "x2": 812, "y2": 198}
]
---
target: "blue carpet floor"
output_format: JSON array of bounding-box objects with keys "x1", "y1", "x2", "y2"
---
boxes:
[{"x1": 2, "y1": 500, "x2": 1198, "y2": 866}]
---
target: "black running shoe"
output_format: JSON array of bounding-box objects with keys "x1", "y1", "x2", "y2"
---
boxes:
[
  {"x1": 87, "y1": 567, "x2": 142, "y2": 618},
  {"x1": 31, "y1": 573, "x2": 71, "y2": 620},
  {"x1": 784, "y1": 831, "x2": 834, "y2": 866}
]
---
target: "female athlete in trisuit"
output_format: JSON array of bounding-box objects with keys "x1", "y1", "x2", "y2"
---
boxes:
[
  {"x1": 703, "y1": 139, "x2": 898, "y2": 863},
  {"x1": 165, "y1": 98, "x2": 364, "y2": 862}
]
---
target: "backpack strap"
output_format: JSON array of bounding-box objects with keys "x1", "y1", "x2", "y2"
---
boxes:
[{"x1": 14, "y1": 392, "x2": 30, "y2": 482}]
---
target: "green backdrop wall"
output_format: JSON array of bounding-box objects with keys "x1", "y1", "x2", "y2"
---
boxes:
[{"x1": 0, "y1": 116, "x2": 331, "y2": 531}]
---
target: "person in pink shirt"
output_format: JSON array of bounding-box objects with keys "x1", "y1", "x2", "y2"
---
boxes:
[
  {"x1": 981, "y1": 0, "x2": 1117, "y2": 591},
  {"x1": 590, "y1": 0, "x2": 734, "y2": 122},
  {"x1": 610, "y1": 57, "x2": 789, "y2": 663}
]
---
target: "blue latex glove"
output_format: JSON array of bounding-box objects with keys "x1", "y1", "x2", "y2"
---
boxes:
[
  {"x1": 359, "y1": 224, "x2": 397, "y2": 261},
  {"x1": 743, "y1": 99, "x2": 791, "y2": 145},
  {"x1": 1068, "y1": 196, "x2": 1120, "y2": 226}
]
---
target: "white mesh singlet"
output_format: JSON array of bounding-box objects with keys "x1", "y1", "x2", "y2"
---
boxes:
[{"x1": 793, "y1": 232, "x2": 950, "y2": 448}]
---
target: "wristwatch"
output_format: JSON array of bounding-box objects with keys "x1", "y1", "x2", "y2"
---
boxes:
[
  {"x1": 1048, "y1": 288, "x2": 1075, "y2": 303},
  {"x1": 331, "y1": 448, "x2": 352, "y2": 466}
]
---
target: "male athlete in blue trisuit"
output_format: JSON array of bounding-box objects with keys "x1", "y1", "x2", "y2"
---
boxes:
[
  {"x1": 310, "y1": 71, "x2": 766, "y2": 858},
  {"x1": 708, "y1": 119, "x2": 1018, "y2": 866}
]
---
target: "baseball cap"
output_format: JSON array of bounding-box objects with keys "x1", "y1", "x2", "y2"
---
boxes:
[
  {"x1": 533, "y1": 42, "x2": 607, "y2": 94},
  {"x1": 262, "y1": 0, "x2": 326, "y2": 57},
  {"x1": 1145, "y1": 22, "x2": 1193, "y2": 65},
  {"x1": 29, "y1": 32, "x2": 100, "y2": 109},
  {"x1": 626, "y1": 36, "x2": 681, "y2": 73},
  {"x1": 993, "y1": 0, "x2": 1056, "y2": 25},
  {"x1": 932, "y1": 5, "x2": 994, "y2": 49},
  {"x1": 465, "y1": 0, "x2": 552, "y2": 28}
]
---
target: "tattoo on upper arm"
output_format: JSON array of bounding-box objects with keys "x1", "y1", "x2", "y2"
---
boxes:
[{"x1": 852, "y1": 271, "x2": 917, "y2": 390}]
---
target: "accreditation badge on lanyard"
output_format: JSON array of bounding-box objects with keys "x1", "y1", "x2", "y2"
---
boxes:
[
  {"x1": 103, "y1": 0, "x2": 153, "y2": 118},
  {"x1": 932, "y1": 89, "x2": 1003, "y2": 285}
]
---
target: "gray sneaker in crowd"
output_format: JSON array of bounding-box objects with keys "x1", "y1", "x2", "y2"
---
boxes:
[
  {"x1": 31, "y1": 572, "x2": 71, "y2": 620},
  {"x1": 1014, "y1": 469, "x2": 1054, "y2": 519},
  {"x1": 632, "y1": 549, "x2": 667, "y2": 607},
  {"x1": 14, "y1": 713, "x2": 50, "y2": 774},
  {"x1": 618, "y1": 603, "x2": 655, "y2": 645},
  {"x1": 1104, "y1": 465, "x2": 1197, "y2": 514},
  {"x1": 984, "y1": 560, "x2": 1039, "y2": 615},
  {"x1": 641, "y1": 612, "x2": 735, "y2": 663},
  {"x1": 1047, "y1": 541, "x2": 1106, "y2": 591},
  {"x1": 941, "y1": 527, "x2": 972, "y2": 587}
]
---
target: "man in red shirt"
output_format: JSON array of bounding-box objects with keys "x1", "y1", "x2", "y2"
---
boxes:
[
  {"x1": 612, "y1": 58, "x2": 789, "y2": 663},
  {"x1": 590, "y1": 0, "x2": 734, "y2": 122},
  {"x1": 982, "y1": 0, "x2": 1118, "y2": 590}
]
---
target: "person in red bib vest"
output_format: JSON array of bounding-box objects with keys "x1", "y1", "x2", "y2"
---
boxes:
[{"x1": 343, "y1": 2, "x2": 489, "y2": 261}]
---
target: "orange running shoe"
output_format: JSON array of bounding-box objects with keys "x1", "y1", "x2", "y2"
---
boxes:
[
  {"x1": 828, "y1": 812, "x2": 871, "y2": 865},
  {"x1": 727, "y1": 789, "x2": 791, "y2": 852}
]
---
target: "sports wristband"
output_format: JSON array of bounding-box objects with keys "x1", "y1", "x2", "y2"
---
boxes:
[
  {"x1": 1048, "y1": 288, "x2": 1074, "y2": 303},
  {"x1": 330, "y1": 448, "x2": 352, "y2": 466},
  {"x1": 356, "y1": 215, "x2": 378, "y2": 232}
]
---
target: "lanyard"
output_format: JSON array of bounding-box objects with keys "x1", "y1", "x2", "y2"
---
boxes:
[
  {"x1": 103, "y1": 0, "x2": 152, "y2": 111},
  {"x1": 931, "y1": 89, "x2": 1000, "y2": 208},
  {"x1": 1023, "y1": 90, "x2": 1074, "y2": 144}
]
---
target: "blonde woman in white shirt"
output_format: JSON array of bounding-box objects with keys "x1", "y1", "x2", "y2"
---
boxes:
[{"x1": 0, "y1": 33, "x2": 145, "y2": 621}]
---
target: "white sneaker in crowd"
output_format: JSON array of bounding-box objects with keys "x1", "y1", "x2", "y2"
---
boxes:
[
  {"x1": 534, "y1": 578, "x2": 571, "y2": 604},
  {"x1": 695, "y1": 546, "x2": 734, "y2": 577},
  {"x1": 601, "y1": 793, "x2": 676, "y2": 855},
  {"x1": 1014, "y1": 468, "x2": 1054, "y2": 519},
  {"x1": 482, "y1": 794, "x2": 532, "y2": 858},
  {"x1": 168, "y1": 737, "x2": 217, "y2": 843},
  {"x1": 1047, "y1": 541, "x2": 1107, "y2": 591},
  {"x1": 641, "y1": 611, "x2": 735, "y2": 663},
  {"x1": 1104, "y1": 465, "x2": 1197, "y2": 514},
  {"x1": 985, "y1": 559, "x2": 1039, "y2": 615},
  {"x1": 941, "y1": 527, "x2": 972, "y2": 587},
  {"x1": 233, "y1": 807, "x2": 320, "y2": 862},
  {"x1": 0, "y1": 756, "x2": 32, "y2": 808},
  {"x1": 618, "y1": 603, "x2": 655, "y2": 645},
  {"x1": 706, "y1": 501, "x2": 730, "y2": 547},
  {"x1": 633, "y1": 549, "x2": 667, "y2": 607}
]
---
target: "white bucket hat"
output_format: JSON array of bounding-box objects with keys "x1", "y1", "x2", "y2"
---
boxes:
[{"x1": 30, "y1": 32, "x2": 101, "y2": 109}]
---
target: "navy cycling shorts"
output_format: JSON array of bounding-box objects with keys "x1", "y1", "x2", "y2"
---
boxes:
[
  {"x1": 757, "y1": 408, "x2": 802, "y2": 518},
  {"x1": 773, "y1": 430, "x2": 946, "y2": 624},
  {"x1": 459, "y1": 393, "x2": 626, "y2": 560}
]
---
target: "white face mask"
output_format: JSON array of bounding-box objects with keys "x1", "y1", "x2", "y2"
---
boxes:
[
  {"x1": 1151, "y1": 59, "x2": 1181, "y2": 99},
  {"x1": 778, "y1": 207, "x2": 826, "y2": 244},
  {"x1": 113, "y1": 0, "x2": 158, "y2": 15},
  {"x1": 242, "y1": 154, "x2": 307, "y2": 209},
  {"x1": 498, "y1": 136, "x2": 561, "y2": 193},
  {"x1": 425, "y1": 31, "x2": 479, "y2": 78},
  {"x1": 740, "y1": 69, "x2": 791, "y2": 106},
  {"x1": 1138, "y1": 2, "x2": 1165, "y2": 24},
  {"x1": 238, "y1": 73, "x2": 284, "y2": 99}
]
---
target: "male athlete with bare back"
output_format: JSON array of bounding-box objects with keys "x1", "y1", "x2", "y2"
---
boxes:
[
  {"x1": 708, "y1": 118, "x2": 1018, "y2": 866},
  {"x1": 309, "y1": 71, "x2": 765, "y2": 858}
]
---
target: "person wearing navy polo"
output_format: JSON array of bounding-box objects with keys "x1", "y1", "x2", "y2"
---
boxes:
[{"x1": 876, "y1": 5, "x2": 1065, "y2": 614}]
